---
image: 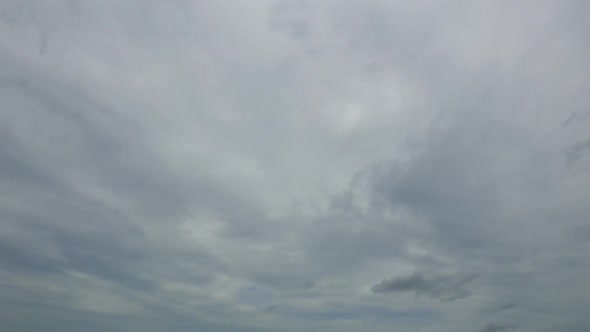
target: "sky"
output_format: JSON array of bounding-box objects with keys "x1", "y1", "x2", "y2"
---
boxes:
[{"x1": 0, "y1": 1, "x2": 589, "y2": 331}]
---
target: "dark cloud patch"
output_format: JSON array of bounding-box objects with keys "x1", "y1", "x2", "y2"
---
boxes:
[
  {"x1": 478, "y1": 323, "x2": 519, "y2": 332},
  {"x1": 263, "y1": 304, "x2": 278, "y2": 313},
  {"x1": 496, "y1": 303, "x2": 517, "y2": 311},
  {"x1": 566, "y1": 138, "x2": 590, "y2": 167},
  {"x1": 563, "y1": 112, "x2": 578, "y2": 127},
  {"x1": 371, "y1": 271, "x2": 479, "y2": 302}
]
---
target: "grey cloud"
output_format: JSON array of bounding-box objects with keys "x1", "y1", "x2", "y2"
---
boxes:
[
  {"x1": 0, "y1": 302, "x2": 274, "y2": 332},
  {"x1": 270, "y1": 0, "x2": 311, "y2": 41},
  {"x1": 496, "y1": 303, "x2": 517, "y2": 311},
  {"x1": 0, "y1": 239, "x2": 63, "y2": 275},
  {"x1": 263, "y1": 304, "x2": 278, "y2": 313},
  {"x1": 0, "y1": 54, "x2": 276, "y2": 232},
  {"x1": 0, "y1": 53, "x2": 265, "y2": 326},
  {"x1": 371, "y1": 271, "x2": 479, "y2": 302},
  {"x1": 0, "y1": 200, "x2": 179, "y2": 292},
  {"x1": 2, "y1": 0, "x2": 590, "y2": 331},
  {"x1": 272, "y1": 303, "x2": 437, "y2": 325},
  {"x1": 563, "y1": 112, "x2": 578, "y2": 127},
  {"x1": 566, "y1": 138, "x2": 590, "y2": 166},
  {"x1": 478, "y1": 323, "x2": 519, "y2": 332},
  {"x1": 302, "y1": 211, "x2": 409, "y2": 273}
]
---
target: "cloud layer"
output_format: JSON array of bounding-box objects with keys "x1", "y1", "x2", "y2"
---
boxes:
[{"x1": 1, "y1": 1, "x2": 590, "y2": 331}]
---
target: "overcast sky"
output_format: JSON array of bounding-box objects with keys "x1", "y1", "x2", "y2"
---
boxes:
[{"x1": 1, "y1": 1, "x2": 589, "y2": 331}]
